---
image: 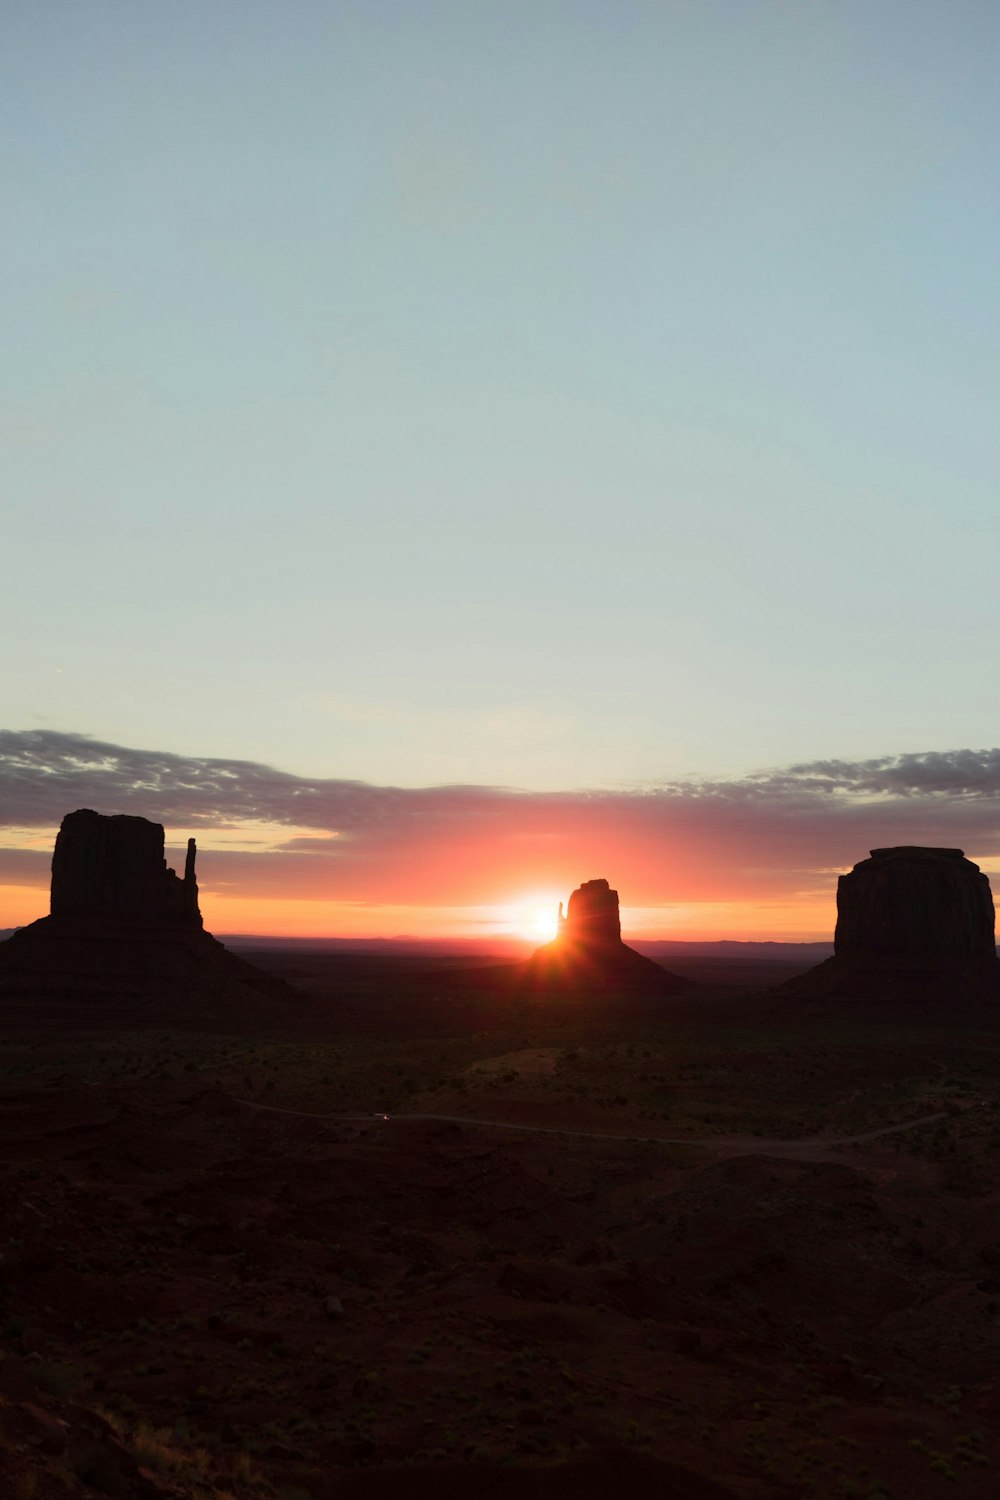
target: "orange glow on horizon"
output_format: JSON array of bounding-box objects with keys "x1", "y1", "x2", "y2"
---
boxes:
[
  {"x1": 504, "y1": 897, "x2": 561, "y2": 944},
  {"x1": 0, "y1": 886, "x2": 48, "y2": 929},
  {"x1": 0, "y1": 881, "x2": 837, "y2": 943},
  {"x1": 4, "y1": 810, "x2": 998, "y2": 946}
]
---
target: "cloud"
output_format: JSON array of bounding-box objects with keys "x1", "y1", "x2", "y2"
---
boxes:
[
  {"x1": 2, "y1": 730, "x2": 1000, "y2": 911},
  {"x1": 0, "y1": 729, "x2": 534, "y2": 834},
  {"x1": 745, "y1": 748, "x2": 1000, "y2": 800}
]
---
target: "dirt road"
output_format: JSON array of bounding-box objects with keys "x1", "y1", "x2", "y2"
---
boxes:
[{"x1": 228, "y1": 1095, "x2": 947, "y2": 1157}]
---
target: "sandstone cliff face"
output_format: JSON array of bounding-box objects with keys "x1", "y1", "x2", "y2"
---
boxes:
[
  {"x1": 51, "y1": 809, "x2": 202, "y2": 927},
  {"x1": 835, "y1": 847, "x2": 995, "y2": 962},
  {"x1": 558, "y1": 879, "x2": 622, "y2": 948}
]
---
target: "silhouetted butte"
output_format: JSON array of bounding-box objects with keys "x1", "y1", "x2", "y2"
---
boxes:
[
  {"x1": 0, "y1": 809, "x2": 288, "y2": 1006},
  {"x1": 51, "y1": 807, "x2": 202, "y2": 927},
  {"x1": 780, "y1": 846, "x2": 999, "y2": 1004},
  {"x1": 522, "y1": 879, "x2": 692, "y2": 994}
]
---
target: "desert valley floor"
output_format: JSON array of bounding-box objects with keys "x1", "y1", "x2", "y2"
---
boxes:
[{"x1": 2, "y1": 949, "x2": 1000, "y2": 1499}]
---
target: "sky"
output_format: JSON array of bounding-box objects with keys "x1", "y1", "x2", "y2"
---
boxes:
[{"x1": 3, "y1": 3, "x2": 1000, "y2": 941}]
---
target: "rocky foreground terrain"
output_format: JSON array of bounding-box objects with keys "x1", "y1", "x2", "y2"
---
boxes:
[{"x1": 2, "y1": 971, "x2": 1000, "y2": 1500}]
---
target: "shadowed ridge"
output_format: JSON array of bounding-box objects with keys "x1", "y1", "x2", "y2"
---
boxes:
[
  {"x1": 0, "y1": 808, "x2": 290, "y2": 1007},
  {"x1": 776, "y1": 845, "x2": 1000, "y2": 1007},
  {"x1": 520, "y1": 879, "x2": 694, "y2": 995}
]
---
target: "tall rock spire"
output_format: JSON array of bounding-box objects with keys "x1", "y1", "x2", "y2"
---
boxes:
[{"x1": 558, "y1": 879, "x2": 622, "y2": 947}]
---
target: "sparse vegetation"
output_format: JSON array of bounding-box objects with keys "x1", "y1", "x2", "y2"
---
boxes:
[{"x1": 3, "y1": 968, "x2": 1000, "y2": 1496}]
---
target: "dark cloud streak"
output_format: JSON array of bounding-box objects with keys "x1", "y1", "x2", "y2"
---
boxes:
[
  {"x1": 5, "y1": 731, "x2": 1000, "y2": 832},
  {"x1": 2, "y1": 732, "x2": 1000, "y2": 910}
]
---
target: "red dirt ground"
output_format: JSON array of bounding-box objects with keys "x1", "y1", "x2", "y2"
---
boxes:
[{"x1": 2, "y1": 958, "x2": 1000, "y2": 1498}]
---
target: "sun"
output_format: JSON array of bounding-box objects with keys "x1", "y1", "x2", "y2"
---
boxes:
[{"x1": 510, "y1": 900, "x2": 560, "y2": 944}]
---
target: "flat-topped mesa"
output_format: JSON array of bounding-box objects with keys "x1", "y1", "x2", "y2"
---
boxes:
[
  {"x1": 50, "y1": 809, "x2": 202, "y2": 928},
  {"x1": 775, "y1": 844, "x2": 999, "y2": 1006},
  {"x1": 558, "y1": 878, "x2": 622, "y2": 949},
  {"x1": 835, "y1": 846, "x2": 995, "y2": 963}
]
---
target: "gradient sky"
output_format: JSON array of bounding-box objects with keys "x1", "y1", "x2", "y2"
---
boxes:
[{"x1": 3, "y1": 4, "x2": 1000, "y2": 938}]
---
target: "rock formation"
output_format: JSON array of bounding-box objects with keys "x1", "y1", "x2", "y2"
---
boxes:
[
  {"x1": 522, "y1": 878, "x2": 692, "y2": 994},
  {"x1": 835, "y1": 846, "x2": 995, "y2": 963},
  {"x1": 51, "y1": 809, "x2": 202, "y2": 927},
  {"x1": 558, "y1": 878, "x2": 622, "y2": 947},
  {"x1": 0, "y1": 809, "x2": 288, "y2": 1008},
  {"x1": 779, "y1": 846, "x2": 999, "y2": 1005}
]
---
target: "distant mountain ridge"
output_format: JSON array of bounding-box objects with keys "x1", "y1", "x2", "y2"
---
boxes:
[
  {"x1": 6, "y1": 928, "x2": 999, "y2": 960},
  {"x1": 217, "y1": 934, "x2": 837, "y2": 959},
  {"x1": 636, "y1": 939, "x2": 834, "y2": 959}
]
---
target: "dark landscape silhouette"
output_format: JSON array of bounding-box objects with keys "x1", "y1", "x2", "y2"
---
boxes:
[
  {"x1": 0, "y1": 809, "x2": 288, "y2": 1013},
  {"x1": 520, "y1": 878, "x2": 694, "y2": 994},
  {"x1": 1, "y1": 810, "x2": 1000, "y2": 1498},
  {"x1": 779, "y1": 845, "x2": 1000, "y2": 1006}
]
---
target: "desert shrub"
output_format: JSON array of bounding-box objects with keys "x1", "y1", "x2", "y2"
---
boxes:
[
  {"x1": 33, "y1": 1360, "x2": 83, "y2": 1398},
  {"x1": 131, "y1": 1424, "x2": 182, "y2": 1472},
  {"x1": 72, "y1": 1443, "x2": 130, "y2": 1497},
  {"x1": 232, "y1": 1451, "x2": 265, "y2": 1483},
  {"x1": 623, "y1": 1420, "x2": 652, "y2": 1445}
]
